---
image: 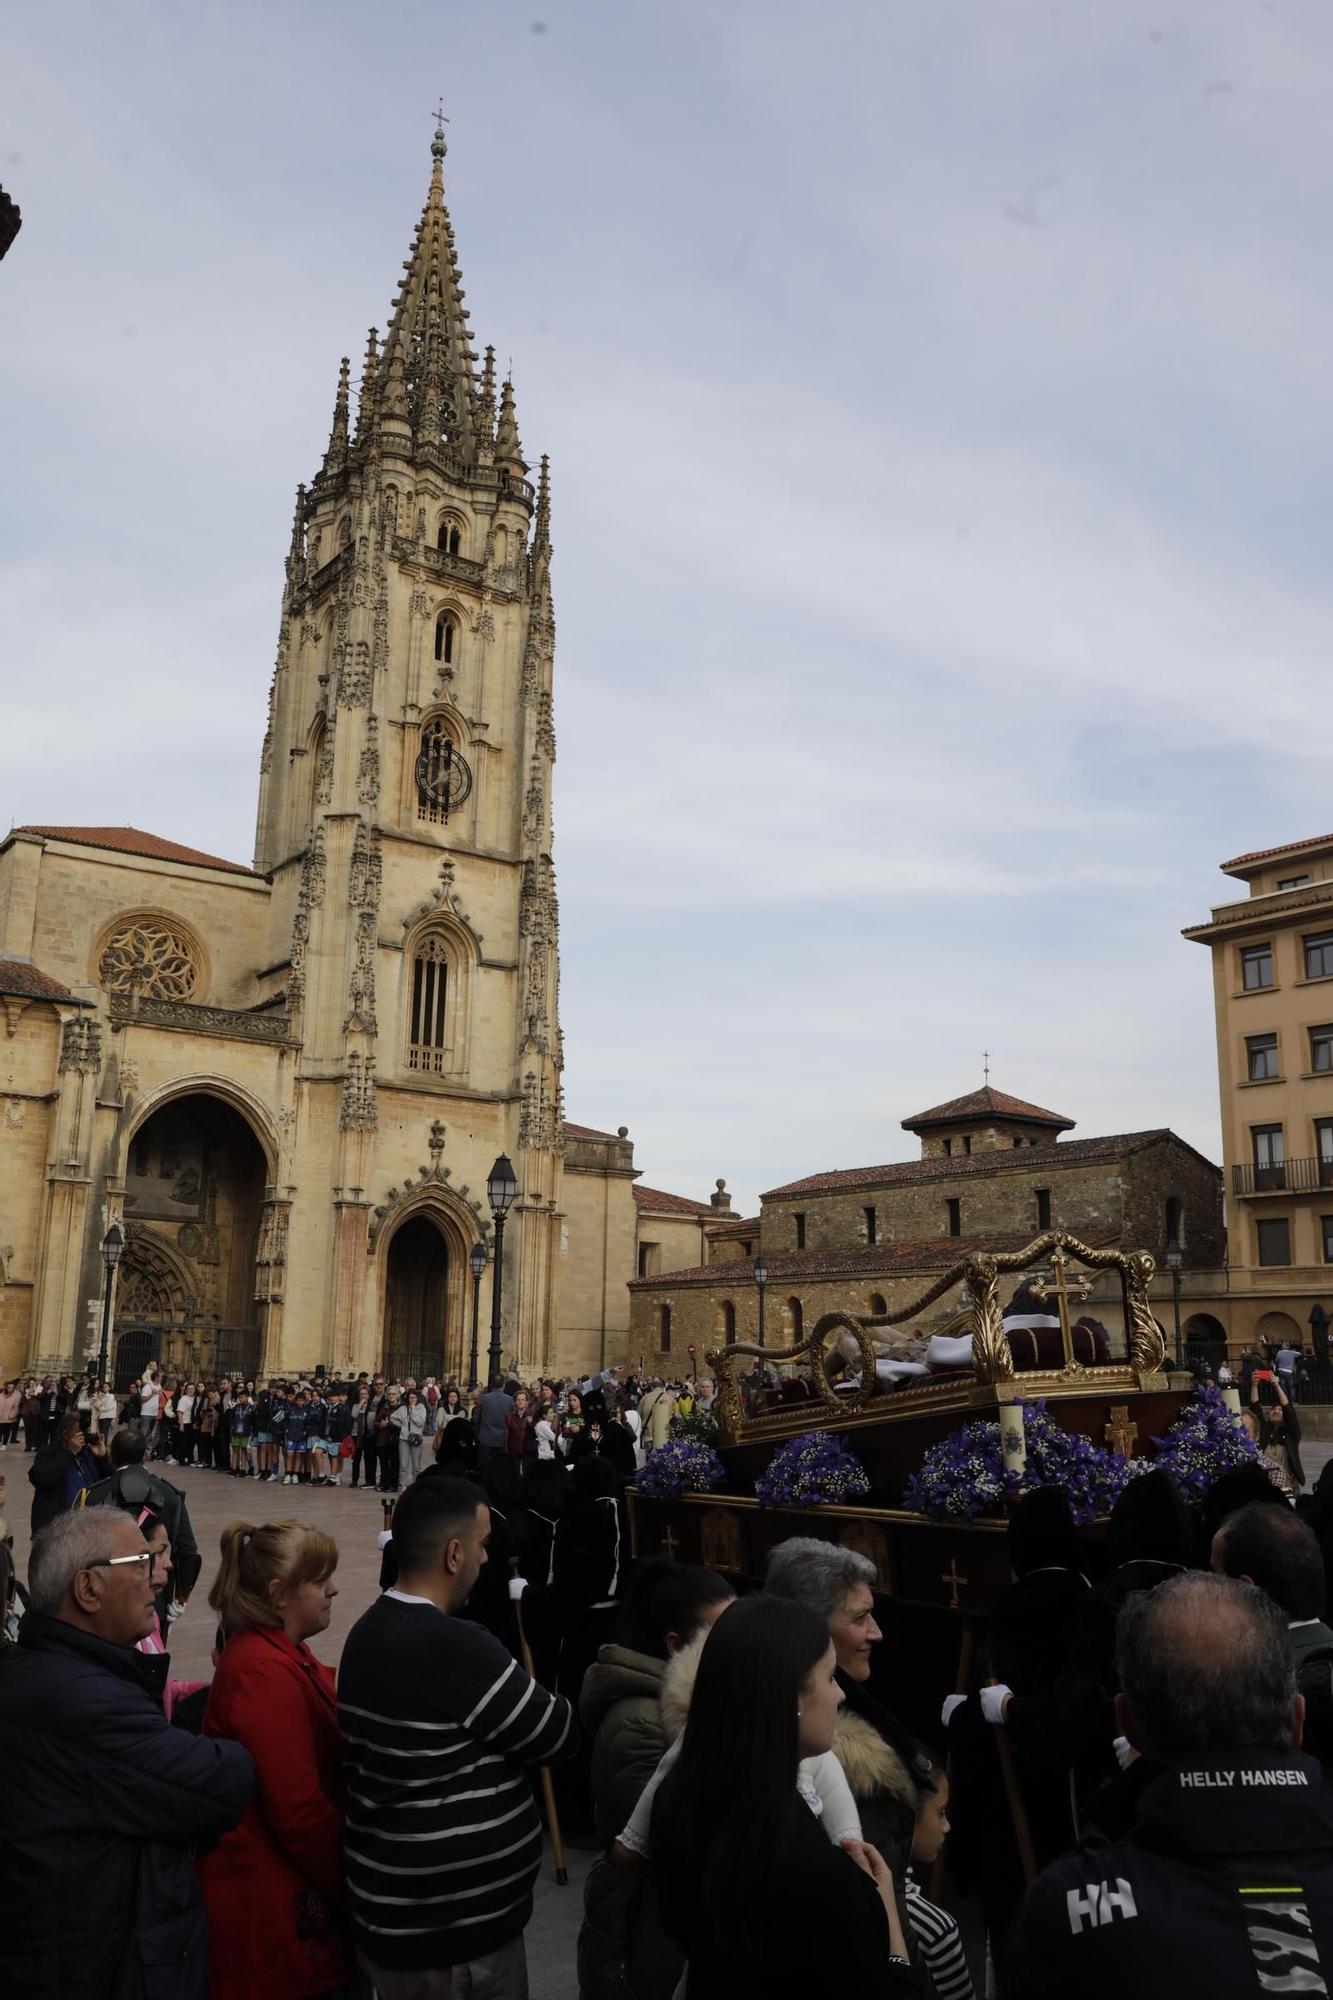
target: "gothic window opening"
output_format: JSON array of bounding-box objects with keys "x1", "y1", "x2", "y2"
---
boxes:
[
  {"x1": 434, "y1": 613, "x2": 457, "y2": 663},
  {"x1": 409, "y1": 939, "x2": 450, "y2": 1074},
  {"x1": 437, "y1": 520, "x2": 462, "y2": 556},
  {"x1": 416, "y1": 716, "x2": 473, "y2": 826}
]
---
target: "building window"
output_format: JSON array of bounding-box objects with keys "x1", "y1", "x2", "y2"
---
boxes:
[
  {"x1": 1305, "y1": 930, "x2": 1333, "y2": 980},
  {"x1": 1165, "y1": 1196, "x2": 1182, "y2": 1249},
  {"x1": 1242, "y1": 943, "x2": 1275, "y2": 991},
  {"x1": 1279, "y1": 875, "x2": 1311, "y2": 891},
  {"x1": 658, "y1": 1304, "x2": 671, "y2": 1351},
  {"x1": 864, "y1": 1205, "x2": 877, "y2": 1245},
  {"x1": 408, "y1": 938, "x2": 449, "y2": 1072},
  {"x1": 1311, "y1": 1025, "x2": 1333, "y2": 1073},
  {"x1": 719, "y1": 1300, "x2": 736, "y2": 1340},
  {"x1": 637, "y1": 1244, "x2": 651, "y2": 1279},
  {"x1": 942, "y1": 1137, "x2": 953, "y2": 1158},
  {"x1": 1247, "y1": 1032, "x2": 1279, "y2": 1081},
  {"x1": 434, "y1": 612, "x2": 457, "y2": 664},
  {"x1": 962, "y1": 1135, "x2": 972, "y2": 1156},
  {"x1": 1323, "y1": 1216, "x2": 1333, "y2": 1263},
  {"x1": 1012, "y1": 1137, "x2": 1023, "y2": 1149},
  {"x1": 785, "y1": 1298, "x2": 804, "y2": 1340},
  {"x1": 416, "y1": 715, "x2": 473, "y2": 825},
  {"x1": 793, "y1": 1212, "x2": 806, "y2": 1249},
  {"x1": 1252, "y1": 1124, "x2": 1286, "y2": 1191},
  {"x1": 868, "y1": 1293, "x2": 887, "y2": 1314},
  {"x1": 1317, "y1": 1119, "x2": 1333, "y2": 1187},
  {"x1": 437, "y1": 520, "x2": 462, "y2": 555},
  {"x1": 1256, "y1": 1218, "x2": 1291, "y2": 1267},
  {"x1": 946, "y1": 1198, "x2": 961, "y2": 1237},
  {"x1": 1035, "y1": 1188, "x2": 1051, "y2": 1231}
]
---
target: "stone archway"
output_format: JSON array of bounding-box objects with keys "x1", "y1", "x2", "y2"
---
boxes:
[
  {"x1": 1182, "y1": 1312, "x2": 1228, "y2": 1375},
  {"x1": 116, "y1": 1091, "x2": 269, "y2": 1387},
  {"x1": 383, "y1": 1214, "x2": 451, "y2": 1384}
]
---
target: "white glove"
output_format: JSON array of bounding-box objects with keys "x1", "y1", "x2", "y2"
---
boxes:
[
  {"x1": 1113, "y1": 1734, "x2": 1137, "y2": 1771},
  {"x1": 165, "y1": 1599, "x2": 187, "y2": 1624},
  {"x1": 508, "y1": 1576, "x2": 528, "y2": 1602},
  {"x1": 941, "y1": 1693, "x2": 968, "y2": 1728},
  {"x1": 980, "y1": 1684, "x2": 1013, "y2": 1726}
]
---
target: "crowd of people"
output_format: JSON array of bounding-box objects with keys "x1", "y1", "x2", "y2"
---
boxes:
[
  {"x1": 8, "y1": 1368, "x2": 1333, "y2": 1997},
  {"x1": 4, "y1": 1362, "x2": 697, "y2": 1508}
]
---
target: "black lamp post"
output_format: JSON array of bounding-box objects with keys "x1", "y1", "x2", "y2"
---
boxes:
[
  {"x1": 753, "y1": 1250, "x2": 768, "y2": 1349},
  {"x1": 486, "y1": 1154, "x2": 518, "y2": 1388},
  {"x1": 97, "y1": 1222, "x2": 125, "y2": 1387},
  {"x1": 468, "y1": 1240, "x2": 488, "y2": 1391},
  {"x1": 1165, "y1": 1239, "x2": 1184, "y2": 1368}
]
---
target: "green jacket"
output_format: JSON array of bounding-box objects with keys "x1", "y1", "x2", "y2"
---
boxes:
[{"x1": 577, "y1": 1645, "x2": 668, "y2": 2000}]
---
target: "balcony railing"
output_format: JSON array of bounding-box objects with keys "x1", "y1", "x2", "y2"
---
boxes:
[{"x1": 1232, "y1": 1156, "x2": 1333, "y2": 1196}]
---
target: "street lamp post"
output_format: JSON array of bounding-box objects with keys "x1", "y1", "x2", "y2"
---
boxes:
[
  {"x1": 468, "y1": 1240, "x2": 488, "y2": 1391},
  {"x1": 753, "y1": 1251, "x2": 768, "y2": 1348},
  {"x1": 97, "y1": 1222, "x2": 125, "y2": 1387},
  {"x1": 486, "y1": 1155, "x2": 518, "y2": 1389},
  {"x1": 1165, "y1": 1239, "x2": 1184, "y2": 1368}
]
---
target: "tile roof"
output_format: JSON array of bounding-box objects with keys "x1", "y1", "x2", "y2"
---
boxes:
[
  {"x1": 0, "y1": 957, "x2": 77, "y2": 1002},
  {"x1": 563, "y1": 1121, "x2": 624, "y2": 1142},
  {"x1": 13, "y1": 826, "x2": 256, "y2": 877},
  {"x1": 901, "y1": 1085, "x2": 1074, "y2": 1132},
  {"x1": 633, "y1": 1184, "x2": 715, "y2": 1217},
  {"x1": 706, "y1": 1215, "x2": 762, "y2": 1236},
  {"x1": 1222, "y1": 832, "x2": 1333, "y2": 874},
  {"x1": 761, "y1": 1128, "x2": 1195, "y2": 1201},
  {"x1": 629, "y1": 1229, "x2": 1120, "y2": 1292}
]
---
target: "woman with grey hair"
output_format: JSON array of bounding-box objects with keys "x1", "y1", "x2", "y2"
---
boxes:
[{"x1": 766, "y1": 1537, "x2": 929, "y2": 1883}]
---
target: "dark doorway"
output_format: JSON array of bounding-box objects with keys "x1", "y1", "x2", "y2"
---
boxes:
[{"x1": 384, "y1": 1214, "x2": 449, "y2": 1382}]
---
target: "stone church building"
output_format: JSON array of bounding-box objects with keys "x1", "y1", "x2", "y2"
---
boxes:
[{"x1": 0, "y1": 128, "x2": 712, "y2": 1389}]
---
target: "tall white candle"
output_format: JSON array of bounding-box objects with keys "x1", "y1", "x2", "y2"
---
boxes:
[
  {"x1": 1221, "y1": 1386, "x2": 1243, "y2": 1423},
  {"x1": 999, "y1": 1402, "x2": 1027, "y2": 1478}
]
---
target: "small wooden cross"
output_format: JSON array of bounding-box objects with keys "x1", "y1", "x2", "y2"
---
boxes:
[
  {"x1": 1104, "y1": 1404, "x2": 1139, "y2": 1461},
  {"x1": 659, "y1": 1525, "x2": 680, "y2": 1559},
  {"x1": 942, "y1": 1556, "x2": 968, "y2": 1611}
]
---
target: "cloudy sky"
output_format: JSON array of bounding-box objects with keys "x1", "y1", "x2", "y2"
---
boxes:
[{"x1": 4, "y1": 1, "x2": 1330, "y2": 1213}]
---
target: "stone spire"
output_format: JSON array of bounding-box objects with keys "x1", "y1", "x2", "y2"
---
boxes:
[
  {"x1": 285, "y1": 483, "x2": 308, "y2": 589},
  {"x1": 534, "y1": 453, "x2": 551, "y2": 550},
  {"x1": 477, "y1": 343, "x2": 497, "y2": 440},
  {"x1": 353, "y1": 326, "x2": 379, "y2": 446},
  {"x1": 321, "y1": 356, "x2": 351, "y2": 478},
  {"x1": 494, "y1": 375, "x2": 526, "y2": 473},
  {"x1": 375, "y1": 117, "x2": 478, "y2": 460}
]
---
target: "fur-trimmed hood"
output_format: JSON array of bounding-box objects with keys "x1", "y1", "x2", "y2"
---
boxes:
[{"x1": 658, "y1": 1628, "x2": 919, "y2": 1815}]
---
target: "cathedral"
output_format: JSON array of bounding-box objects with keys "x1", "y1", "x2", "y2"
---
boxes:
[{"x1": 0, "y1": 125, "x2": 691, "y2": 1388}]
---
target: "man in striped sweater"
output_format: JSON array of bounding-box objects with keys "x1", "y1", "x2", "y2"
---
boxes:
[{"x1": 338, "y1": 1474, "x2": 575, "y2": 1998}]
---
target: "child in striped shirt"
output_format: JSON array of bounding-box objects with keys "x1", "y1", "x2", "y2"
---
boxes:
[{"x1": 905, "y1": 1762, "x2": 975, "y2": 2000}]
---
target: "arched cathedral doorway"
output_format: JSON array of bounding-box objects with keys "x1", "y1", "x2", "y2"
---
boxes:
[
  {"x1": 113, "y1": 1093, "x2": 267, "y2": 1389},
  {"x1": 383, "y1": 1214, "x2": 451, "y2": 1384}
]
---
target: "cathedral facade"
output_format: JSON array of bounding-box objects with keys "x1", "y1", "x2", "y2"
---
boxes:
[{"x1": 0, "y1": 128, "x2": 636, "y2": 1388}]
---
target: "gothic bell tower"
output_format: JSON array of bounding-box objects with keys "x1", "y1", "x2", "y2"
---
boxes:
[{"x1": 252, "y1": 120, "x2": 564, "y2": 1374}]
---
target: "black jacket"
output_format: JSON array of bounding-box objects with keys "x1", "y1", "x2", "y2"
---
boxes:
[
  {"x1": 0, "y1": 1612, "x2": 253, "y2": 1999},
  {"x1": 28, "y1": 1441, "x2": 103, "y2": 1533},
  {"x1": 83, "y1": 1466, "x2": 202, "y2": 1597},
  {"x1": 1017, "y1": 1749, "x2": 1333, "y2": 1998}
]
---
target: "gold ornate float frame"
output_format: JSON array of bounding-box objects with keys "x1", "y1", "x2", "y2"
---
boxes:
[{"x1": 706, "y1": 1230, "x2": 1167, "y2": 1441}]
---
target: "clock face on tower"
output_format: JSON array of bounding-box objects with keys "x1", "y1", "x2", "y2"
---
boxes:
[{"x1": 415, "y1": 731, "x2": 473, "y2": 820}]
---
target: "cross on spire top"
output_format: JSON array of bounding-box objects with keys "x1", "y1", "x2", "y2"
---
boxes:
[
  {"x1": 983, "y1": 1049, "x2": 990, "y2": 1083},
  {"x1": 430, "y1": 101, "x2": 449, "y2": 160}
]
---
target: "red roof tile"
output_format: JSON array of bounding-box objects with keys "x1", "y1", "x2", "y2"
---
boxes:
[
  {"x1": 633, "y1": 1184, "x2": 714, "y2": 1217},
  {"x1": 14, "y1": 826, "x2": 255, "y2": 877},
  {"x1": 761, "y1": 1128, "x2": 1200, "y2": 1201},
  {"x1": 706, "y1": 1215, "x2": 762, "y2": 1236},
  {"x1": 0, "y1": 957, "x2": 77, "y2": 1002},
  {"x1": 563, "y1": 1121, "x2": 624, "y2": 1142},
  {"x1": 1221, "y1": 832, "x2": 1333, "y2": 875},
  {"x1": 629, "y1": 1228, "x2": 1120, "y2": 1291},
  {"x1": 901, "y1": 1085, "x2": 1074, "y2": 1132}
]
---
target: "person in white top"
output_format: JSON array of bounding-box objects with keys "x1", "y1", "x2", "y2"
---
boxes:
[
  {"x1": 139, "y1": 1370, "x2": 162, "y2": 1454},
  {"x1": 533, "y1": 1405, "x2": 557, "y2": 1460},
  {"x1": 94, "y1": 1382, "x2": 119, "y2": 1441}
]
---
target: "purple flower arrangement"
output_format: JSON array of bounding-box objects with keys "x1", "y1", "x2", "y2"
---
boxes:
[
  {"x1": 754, "y1": 1430, "x2": 872, "y2": 1508},
  {"x1": 904, "y1": 1402, "x2": 1133, "y2": 1526},
  {"x1": 635, "y1": 1436, "x2": 726, "y2": 1502},
  {"x1": 1152, "y1": 1383, "x2": 1260, "y2": 1498}
]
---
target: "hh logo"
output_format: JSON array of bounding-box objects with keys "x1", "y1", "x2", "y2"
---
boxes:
[{"x1": 1067, "y1": 1878, "x2": 1139, "y2": 1934}]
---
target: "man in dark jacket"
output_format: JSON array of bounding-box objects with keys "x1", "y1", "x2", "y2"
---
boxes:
[
  {"x1": 1017, "y1": 1570, "x2": 1333, "y2": 1998},
  {"x1": 28, "y1": 1411, "x2": 106, "y2": 1533},
  {"x1": 83, "y1": 1425, "x2": 201, "y2": 1601},
  {"x1": 0, "y1": 1507, "x2": 253, "y2": 1998}
]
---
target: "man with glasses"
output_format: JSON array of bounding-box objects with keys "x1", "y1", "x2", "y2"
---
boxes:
[{"x1": 0, "y1": 1508, "x2": 253, "y2": 1998}]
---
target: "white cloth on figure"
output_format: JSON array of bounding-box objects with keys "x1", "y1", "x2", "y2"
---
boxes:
[{"x1": 925, "y1": 1333, "x2": 973, "y2": 1370}]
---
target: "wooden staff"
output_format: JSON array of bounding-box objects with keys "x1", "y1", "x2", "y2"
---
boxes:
[
  {"x1": 510, "y1": 1560, "x2": 568, "y2": 1886},
  {"x1": 994, "y1": 1712, "x2": 1040, "y2": 1886},
  {"x1": 930, "y1": 1619, "x2": 977, "y2": 1904}
]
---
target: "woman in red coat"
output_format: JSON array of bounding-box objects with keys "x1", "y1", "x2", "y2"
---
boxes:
[{"x1": 201, "y1": 1519, "x2": 353, "y2": 2000}]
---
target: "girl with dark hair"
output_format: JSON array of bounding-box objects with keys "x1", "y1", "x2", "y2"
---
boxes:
[{"x1": 648, "y1": 1595, "x2": 919, "y2": 1997}]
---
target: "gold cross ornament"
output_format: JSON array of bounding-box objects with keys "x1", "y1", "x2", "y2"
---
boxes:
[
  {"x1": 1028, "y1": 1246, "x2": 1094, "y2": 1370},
  {"x1": 1104, "y1": 1405, "x2": 1139, "y2": 1461},
  {"x1": 942, "y1": 1556, "x2": 969, "y2": 1611}
]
